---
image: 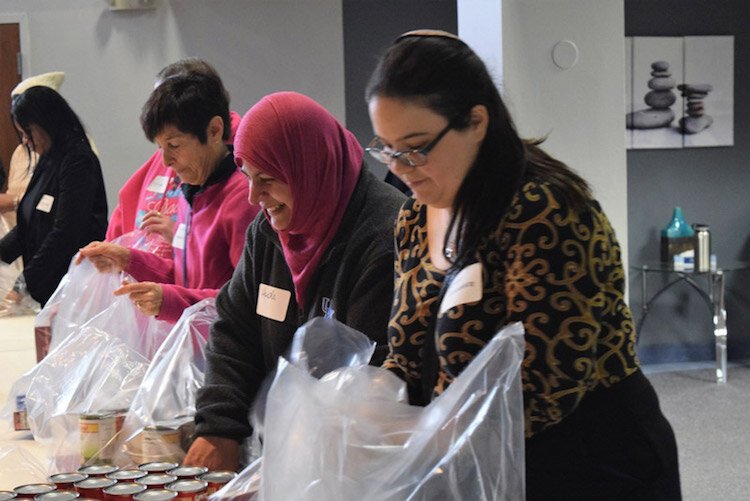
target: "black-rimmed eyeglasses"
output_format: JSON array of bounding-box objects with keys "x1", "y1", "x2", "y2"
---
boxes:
[{"x1": 366, "y1": 120, "x2": 454, "y2": 168}]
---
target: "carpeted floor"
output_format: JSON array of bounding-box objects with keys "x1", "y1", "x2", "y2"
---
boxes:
[{"x1": 645, "y1": 361, "x2": 750, "y2": 500}]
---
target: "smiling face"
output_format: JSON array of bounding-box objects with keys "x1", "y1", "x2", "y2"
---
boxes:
[
  {"x1": 154, "y1": 118, "x2": 224, "y2": 186},
  {"x1": 367, "y1": 96, "x2": 487, "y2": 209},
  {"x1": 239, "y1": 160, "x2": 294, "y2": 232},
  {"x1": 15, "y1": 121, "x2": 51, "y2": 155}
]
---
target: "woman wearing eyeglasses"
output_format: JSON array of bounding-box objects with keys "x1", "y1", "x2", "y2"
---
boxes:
[
  {"x1": 366, "y1": 31, "x2": 680, "y2": 499},
  {"x1": 183, "y1": 91, "x2": 405, "y2": 471}
]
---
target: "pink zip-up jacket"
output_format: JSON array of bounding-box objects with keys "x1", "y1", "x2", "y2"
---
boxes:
[
  {"x1": 106, "y1": 111, "x2": 242, "y2": 243},
  {"x1": 125, "y1": 154, "x2": 257, "y2": 323}
]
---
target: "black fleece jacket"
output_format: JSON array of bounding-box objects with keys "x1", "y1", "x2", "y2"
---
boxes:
[{"x1": 194, "y1": 167, "x2": 405, "y2": 441}]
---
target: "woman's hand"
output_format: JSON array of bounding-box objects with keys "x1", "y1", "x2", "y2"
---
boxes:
[
  {"x1": 115, "y1": 280, "x2": 163, "y2": 317},
  {"x1": 141, "y1": 210, "x2": 176, "y2": 243},
  {"x1": 76, "y1": 241, "x2": 131, "y2": 272},
  {"x1": 183, "y1": 436, "x2": 240, "y2": 471}
]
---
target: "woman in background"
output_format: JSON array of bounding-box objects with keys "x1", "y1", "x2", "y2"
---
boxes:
[
  {"x1": 78, "y1": 73, "x2": 257, "y2": 324},
  {"x1": 105, "y1": 58, "x2": 242, "y2": 249},
  {"x1": 366, "y1": 30, "x2": 680, "y2": 499},
  {"x1": 0, "y1": 86, "x2": 107, "y2": 306}
]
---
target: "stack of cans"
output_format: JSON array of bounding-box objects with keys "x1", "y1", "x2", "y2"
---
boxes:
[{"x1": 3, "y1": 463, "x2": 237, "y2": 501}]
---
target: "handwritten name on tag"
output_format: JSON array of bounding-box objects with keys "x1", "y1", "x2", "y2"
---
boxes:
[
  {"x1": 257, "y1": 283, "x2": 292, "y2": 322},
  {"x1": 439, "y1": 262, "x2": 483, "y2": 315},
  {"x1": 36, "y1": 194, "x2": 55, "y2": 213}
]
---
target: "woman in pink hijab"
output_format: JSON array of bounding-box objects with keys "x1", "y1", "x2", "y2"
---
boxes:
[{"x1": 184, "y1": 91, "x2": 405, "y2": 470}]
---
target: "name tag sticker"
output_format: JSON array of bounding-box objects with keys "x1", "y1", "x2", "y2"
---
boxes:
[
  {"x1": 171, "y1": 223, "x2": 187, "y2": 250},
  {"x1": 146, "y1": 175, "x2": 169, "y2": 194},
  {"x1": 36, "y1": 194, "x2": 54, "y2": 213},
  {"x1": 439, "y1": 262, "x2": 483, "y2": 315},
  {"x1": 257, "y1": 283, "x2": 292, "y2": 322}
]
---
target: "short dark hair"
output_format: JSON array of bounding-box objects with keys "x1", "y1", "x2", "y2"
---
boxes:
[
  {"x1": 140, "y1": 73, "x2": 231, "y2": 143},
  {"x1": 11, "y1": 86, "x2": 89, "y2": 156},
  {"x1": 366, "y1": 32, "x2": 590, "y2": 269},
  {"x1": 155, "y1": 57, "x2": 231, "y2": 105}
]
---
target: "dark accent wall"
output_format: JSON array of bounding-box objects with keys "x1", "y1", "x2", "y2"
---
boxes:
[
  {"x1": 625, "y1": 0, "x2": 750, "y2": 363},
  {"x1": 342, "y1": 0, "x2": 457, "y2": 180}
]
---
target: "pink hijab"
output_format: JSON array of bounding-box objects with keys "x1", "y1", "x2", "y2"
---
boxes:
[{"x1": 234, "y1": 92, "x2": 363, "y2": 308}]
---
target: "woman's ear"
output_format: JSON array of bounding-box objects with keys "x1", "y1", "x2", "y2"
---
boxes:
[
  {"x1": 207, "y1": 115, "x2": 225, "y2": 144},
  {"x1": 469, "y1": 104, "x2": 489, "y2": 143}
]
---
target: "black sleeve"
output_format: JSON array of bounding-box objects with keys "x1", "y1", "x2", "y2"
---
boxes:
[
  {"x1": 194, "y1": 224, "x2": 267, "y2": 442},
  {"x1": 0, "y1": 226, "x2": 22, "y2": 264},
  {"x1": 24, "y1": 153, "x2": 102, "y2": 303}
]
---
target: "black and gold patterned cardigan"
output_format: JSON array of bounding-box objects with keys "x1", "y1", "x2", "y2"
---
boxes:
[{"x1": 383, "y1": 179, "x2": 640, "y2": 437}]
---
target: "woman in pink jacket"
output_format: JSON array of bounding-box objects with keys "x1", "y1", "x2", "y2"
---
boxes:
[
  {"x1": 105, "y1": 58, "x2": 241, "y2": 253},
  {"x1": 78, "y1": 73, "x2": 257, "y2": 323}
]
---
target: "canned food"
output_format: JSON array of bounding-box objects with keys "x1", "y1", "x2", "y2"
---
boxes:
[
  {"x1": 73, "y1": 478, "x2": 116, "y2": 501},
  {"x1": 129, "y1": 426, "x2": 183, "y2": 464},
  {"x1": 198, "y1": 472, "x2": 236, "y2": 496},
  {"x1": 34, "y1": 491, "x2": 79, "y2": 501},
  {"x1": 13, "y1": 397, "x2": 30, "y2": 431},
  {"x1": 137, "y1": 462, "x2": 179, "y2": 474},
  {"x1": 105, "y1": 470, "x2": 146, "y2": 482},
  {"x1": 135, "y1": 475, "x2": 177, "y2": 489},
  {"x1": 102, "y1": 483, "x2": 146, "y2": 501},
  {"x1": 77, "y1": 465, "x2": 119, "y2": 477},
  {"x1": 13, "y1": 485, "x2": 56, "y2": 499},
  {"x1": 0, "y1": 491, "x2": 18, "y2": 501},
  {"x1": 132, "y1": 490, "x2": 176, "y2": 501},
  {"x1": 165, "y1": 480, "x2": 207, "y2": 501},
  {"x1": 101, "y1": 409, "x2": 128, "y2": 434},
  {"x1": 80, "y1": 413, "x2": 116, "y2": 464},
  {"x1": 165, "y1": 467, "x2": 207, "y2": 480},
  {"x1": 48, "y1": 474, "x2": 88, "y2": 491}
]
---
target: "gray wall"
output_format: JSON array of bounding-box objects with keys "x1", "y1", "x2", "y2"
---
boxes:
[
  {"x1": 342, "y1": 0, "x2": 457, "y2": 180},
  {"x1": 0, "y1": 0, "x2": 346, "y2": 213},
  {"x1": 625, "y1": 0, "x2": 750, "y2": 363}
]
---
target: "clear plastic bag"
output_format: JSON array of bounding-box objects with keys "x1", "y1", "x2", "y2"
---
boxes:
[
  {"x1": 212, "y1": 319, "x2": 525, "y2": 501},
  {"x1": 111, "y1": 228, "x2": 172, "y2": 259},
  {"x1": 0, "y1": 445, "x2": 48, "y2": 490},
  {"x1": 114, "y1": 298, "x2": 217, "y2": 467},
  {"x1": 35, "y1": 258, "x2": 123, "y2": 353},
  {"x1": 5, "y1": 294, "x2": 171, "y2": 473}
]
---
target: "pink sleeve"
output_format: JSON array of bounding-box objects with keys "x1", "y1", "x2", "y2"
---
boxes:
[
  {"x1": 126, "y1": 248, "x2": 175, "y2": 284},
  {"x1": 157, "y1": 284, "x2": 220, "y2": 323}
]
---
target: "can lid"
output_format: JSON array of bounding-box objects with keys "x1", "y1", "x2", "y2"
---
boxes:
[
  {"x1": 34, "y1": 491, "x2": 80, "y2": 501},
  {"x1": 13, "y1": 485, "x2": 56, "y2": 495},
  {"x1": 103, "y1": 484, "x2": 147, "y2": 496},
  {"x1": 133, "y1": 489, "x2": 178, "y2": 501},
  {"x1": 167, "y1": 466, "x2": 208, "y2": 478},
  {"x1": 48, "y1": 473, "x2": 88, "y2": 484},
  {"x1": 136, "y1": 474, "x2": 178, "y2": 486},
  {"x1": 165, "y1": 480, "x2": 208, "y2": 493},
  {"x1": 77, "y1": 464, "x2": 119, "y2": 475},
  {"x1": 106, "y1": 469, "x2": 147, "y2": 480},
  {"x1": 0, "y1": 491, "x2": 17, "y2": 501},
  {"x1": 138, "y1": 461, "x2": 179, "y2": 472},
  {"x1": 199, "y1": 470, "x2": 237, "y2": 483},
  {"x1": 74, "y1": 478, "x2": 116, "y2": 489},
  {"x1": 79, "y1": 412, "x2": 115, "y2": 420}
]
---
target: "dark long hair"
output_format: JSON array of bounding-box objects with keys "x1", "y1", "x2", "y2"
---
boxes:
[
  {"x1": 366, "y1": 31, "x2": 591, "y2": 269},
  {"x1": 11, "y1": 86, "x2": 90, "y2": 159}
]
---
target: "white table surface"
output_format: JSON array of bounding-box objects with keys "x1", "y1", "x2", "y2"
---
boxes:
[{"x1": 0, "y1": 315, "x2": 49, "y2": 490}]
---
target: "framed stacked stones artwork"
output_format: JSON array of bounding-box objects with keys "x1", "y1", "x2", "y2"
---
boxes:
[{"x1": 625, "y1": 36, "x2": 734, "y2": 149}]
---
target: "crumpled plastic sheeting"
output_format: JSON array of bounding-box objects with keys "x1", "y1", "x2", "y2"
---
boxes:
[
  {"x1": 4, "y1": 294, "x2": 170, "y2": 473},
  {"x1": 36, "y1": 258, "x2": 123, "y2": 352},
  {"x1": 212, "y1": 319, "x2": 525, "y2": 501},
  {"x1": 114, "y1": 298, "x2": 217, "y2": 467},
  {"x1": 0, "y1": 445, "x2": 48, "y2": 490}
]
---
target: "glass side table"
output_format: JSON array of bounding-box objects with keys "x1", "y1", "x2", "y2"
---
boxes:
[{"x1": 633, "y1": 261, "x2": 748, "y2": 383}]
